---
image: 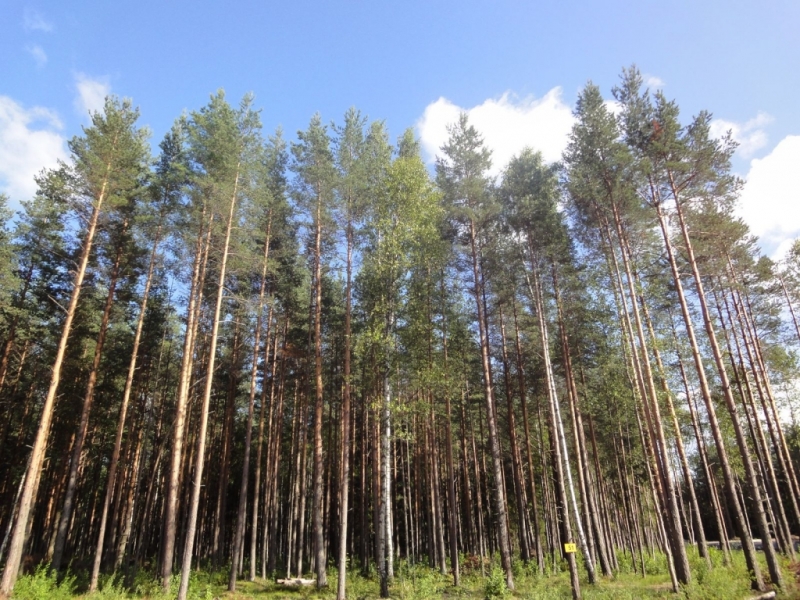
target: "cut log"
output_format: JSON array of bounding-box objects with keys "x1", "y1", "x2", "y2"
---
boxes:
[
  {"x1": 276, "y1": 578, "x2": 316, "y2": 587},
  {"x1": 748, "y1": 592, "x2": 776, "y2": 600}
]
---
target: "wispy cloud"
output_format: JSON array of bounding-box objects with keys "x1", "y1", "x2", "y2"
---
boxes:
[
  {"x1": 644, "y1": 74, "x2": 665, "y2": 88},
  {"x1": 417, "y1": 88, "x2": 574, "y2": 175},
  {"x1": 710, "y1": 111, "x2": 773, "y2": 158},
  {"x1": 0, "y1": 96, "x2": 67, "y2": 205},
  {"x1": 73, "y1": 73, "x2": 111, "y2": 118},
  {"x1": 23, "y1": 8, "x2": 53, "y2": 33},
  {"x1": 25, "y1": 44, "x2": 47, "y2": 68}
]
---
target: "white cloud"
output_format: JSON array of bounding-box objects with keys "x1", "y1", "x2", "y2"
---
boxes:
[
  {"x1": 23, "y1": 8, "x2": 53, "y2": 32},
  {"x1": 74, "y1": 73, "x2": 111, "y2": 118},
  {"x1": 710, "y1": 111, "x2": 773, "y2": 158},
  {"x1": 26, "y1": 44, "x2": 47, "y2": 68},
  {"x1": 645, "y1": 75, "x2": 665, "y2": 89},
  {"x1": 0, "y1": 96, "x2": 67, "y2": 205},
  {"x1": 416, "y1": 88, "x2": 575, "y2": 176},
  {"x1": 738, "y1": 135, "x2": 800, "y2": 260},
  {"x1": 604, "y1": 99, "x2": 622, "y2": 117}
]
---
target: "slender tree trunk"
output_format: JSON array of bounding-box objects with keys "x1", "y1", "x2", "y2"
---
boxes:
[
  {"x1": 87, "y1": 221, "x2": 165, "y2": 587},
  {"x1": 611, "y1": 205, "x2": 689, "y2": 586},
  {"x1": 511, "y1": 297, "x2": 544, "y2": 573},
  {"x1": 779, "y1": 274, "x2": 800, "y2": 345},
  {"x1": 497, "y1": 305, "x2": 531, "y2": 566},
  {"x1": 0, "y1": 265, "x2": 33, "y2": 392},
  {"x1": 467, "y1": 391, "x2": 487, "y2": 575},
  {"x1": 379, "y1": 330, "x2": 392, "y2": 598},
  {"x1": 718, "y1": 286, "x2": 794, "y2": 557},
  {"x1": 441, "y1": 281, "x2": 460, "y2": 586},
  {"x1": 296, "y1": 391, "x2": 310, "y2": 577},
  {"x1": 468, "y1": 220, "x2": 514, "y2": 590},
  {"x1": 669, "y1": 181, "x2": 781, "y2": 589},
  {"x1": 161, "y1": 210, "x2": 212, "y2": 588},
  {"x1": 730, "y1": 270, "x2": 800, "y2": 534},
  {"x1": 177, "y1": 166, "x2": 241, "y2": 600},
  {"x1": 212, "y1": 328, "x2": 241, "y2": 567},
  {"x1": 228, "y1": 216, "x2": 272, "y2": 590},
  {"x1": 250, "y1": 310, "x2": 277, "y2": 578},
  {"x1": 260, "y1": 322, "x2": 285, "y2": 576},
  {"x1": 0, "y1": 150, "x2": 115, "y2": 595},
  {"x1": 639, "y1": 271, "x2": 711, "y2": 566},
  {"x1": 599, "y1": 218, "x2": 675, "y2": 582},
  {"x1": 524, "y1": 260, "x2": 587, "y2": 598},
  {"x1": 114, "y1": 398, "x2": 147, "y2": 570},
  {"x1": 459, "y1": 391, "x2": 475, "y2": 556},
  {"x1": 337, "y1": 221, "x2": 354, "y2": 600},
  {"x1": 311, "y1": 194, "x2": 328, "y2": 587},
  {"x1": 286, "y1": 384, "x2": 301, "y2": 577},
  {"x1": 552, "y1": 269, "x2": 613, "y2": 577},
  {"x1": 52, "y1": 237, "x2": 124, "y2": 574}
]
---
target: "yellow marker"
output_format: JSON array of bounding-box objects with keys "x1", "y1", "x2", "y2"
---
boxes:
[{"x1": 563, "y1": 543, "x2": 577, "y2": 553}]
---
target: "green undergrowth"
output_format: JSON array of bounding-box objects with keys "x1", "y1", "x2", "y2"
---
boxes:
[{"x1": 10, "y1": 550, "x2": 799, "y2": 599}]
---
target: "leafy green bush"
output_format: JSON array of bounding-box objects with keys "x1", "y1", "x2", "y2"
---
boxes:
[
  {"x1": 484, "y1": 566, "x2": 509, "y2": 600},
  {"x1": 84, "y1": 574, "x2": 129, "y2": 599},
  {"x1": 344, "y1": 566, "x2": 378, "y2": 599},
  {"x1": 11, "y1": 564, "x2": 75, "y2": 600},
  {"x1": 641, "y1": 550, "x2": 669, "y2": 576},
  {"x1": 394, "y1": 559, "x2": 448, "y2": 600},
  {"x1": 132, "y1": 569, "x2": 174, "y2": 599},
  {"x1": 131, "y1": 568, "x2": 212, "y2": 600}
]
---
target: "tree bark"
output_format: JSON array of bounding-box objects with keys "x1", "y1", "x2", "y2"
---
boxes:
[
  {"x1": 161, "y1": 210, "x2": 213, "y2": 588},
  {"x1": 229, "y1": 215, "x2": 272, "y2": 590},
  {"x1": 177, "y1": 165, "x2": 240, "y2": 600},
  {"x1": 670, "y1": 181, "x2": 781, "y2": 589},
  {"x1": 53, "y1": 236, "x2": 125, "y2": 575},
  {"x1": 311, "y1": 193, "x2": 328, "y2": 587},
  {"x1": 467, "y1": 219, "x2": 514, "y2": 590},
  {"x1": 441, "y1": 282, "x2": 460, "y2": 586},
  {"x1": 523, "y1": 260, "x2": 587, "y2": 599},
  {"x1": 337, "y1": 219, "x2": 354, "y2": 600},
  {"x1": 0, "y1": 147, "x2": 115, "y2": 595}
]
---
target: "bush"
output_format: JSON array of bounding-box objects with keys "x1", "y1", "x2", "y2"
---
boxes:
[
  {"x1": 84, "y1": 574, "x2": 129, "y2": 599},
  {"x1": 394, "y1": 560, "x2": 448, "y2": 600},
  {"x1": 131, "y1": 568, "x2": 213, "y2": 600},
  {"x1": 484, "y1": 566, "x2": 509, "y2": 600},
  {"x1": 11, "y1": 564, "x2": 75, "y2": 600}
]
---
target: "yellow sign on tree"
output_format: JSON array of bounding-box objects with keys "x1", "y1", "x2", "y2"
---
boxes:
[{"x1": 563, "y1": 543, "x2": 577, "y2": 553}]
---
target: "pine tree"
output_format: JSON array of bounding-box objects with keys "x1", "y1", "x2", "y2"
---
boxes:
[
  {"x1": 1, "y1": 97, "x2": 149, "y2": 595},
  {"x1": 436, "y1": 113, "x2": 515, "y2": 591},
  {"x1": 614, "y1": 67, "x2": 780, "y2": 589},
  {"x1": 177, "y1": 92, "x2": 262, "y2": 600},
  {"x1": 89, "y1": 121, "x2": 188, "y2": 588},
  {"x1": 291, "y1": 114, "x2": 337, "y2": 588}
]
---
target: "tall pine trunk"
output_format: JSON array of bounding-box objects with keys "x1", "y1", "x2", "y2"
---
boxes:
[
  {"x1": 468, "y1": 219, "x2": 514, "y2": 591},
  {"x1": 670, "y1": 183, "x2": 781, "y2": 589},
  {"x1": 441, "y1": 280, "x2": 460, "y2": 586},
  {"x1": 161, "y1": 210, "x2": 213, "y2": 588},
  {"x1": 177, "y1": 166, "x2": 240, "y2": 600},
  {"x1": 311, "y1": 194, "x2": 328, "y2": 587},
  {"x1": 53, "y1": 237, "x2": 125, "y2": 575},
  {"x1": 229, "y1": 215, "x2": 272, "y2": 590},
  {"x1": 337, "y1": 220, "x2": 354, "y2": 600},
  {"x1": 0, "y1": 148, "x2": 115, "y2": 595}
]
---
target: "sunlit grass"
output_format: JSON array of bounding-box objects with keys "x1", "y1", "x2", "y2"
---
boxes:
[{"x1": 11, "y1": 549, "x2": 798, "y2": 599}]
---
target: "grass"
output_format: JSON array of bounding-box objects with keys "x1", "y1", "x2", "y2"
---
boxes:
[{"x1": 10, "y1": 549, "x2": 800, "y2": 599}]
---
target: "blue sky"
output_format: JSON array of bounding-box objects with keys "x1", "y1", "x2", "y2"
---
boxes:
[{"x1": 2, "y1": 0, "x2": 798, "y2": 257}]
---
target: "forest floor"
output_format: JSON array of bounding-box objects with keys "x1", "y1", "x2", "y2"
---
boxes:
[{"x1": 10, "y1": 549, "x2": 800, "y2": 599}]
